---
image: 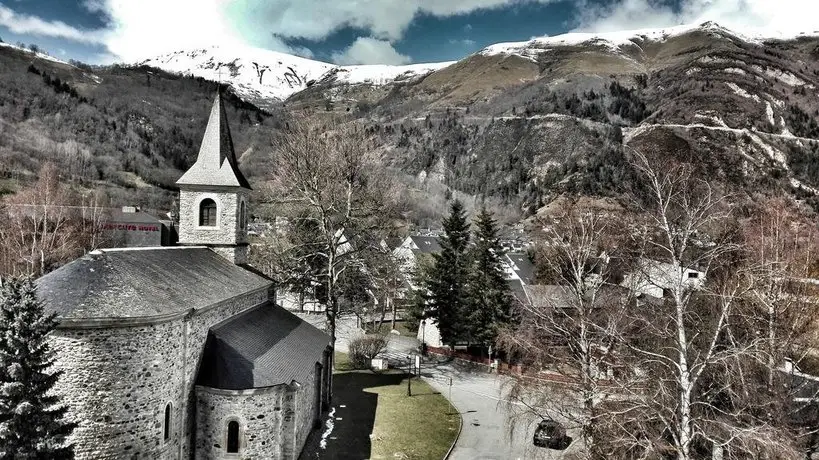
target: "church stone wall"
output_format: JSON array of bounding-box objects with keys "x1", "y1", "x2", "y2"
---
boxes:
[
  {"x1": 50, "y1": 320, "x2": 186, "y2": 460},
  {"x1": 178, "y1": 189, "x2": 247, "y2": 247},
  {"x1": 51, "y1": 285, "x2": 271, "y2": 460},
  {"x1": 194, "y1": 385, "x2": 290, "y2": 459},
  {"x1": 179, "y1": 287, "x2": 270, "y2": 459},
  {"x1": 194, "y1": 377, "x2": 317, "y2": 460}
]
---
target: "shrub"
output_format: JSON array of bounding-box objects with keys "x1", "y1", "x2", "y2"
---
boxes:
[{"x1": 348, "y1": 335, "x2": 388, "y2": 369}]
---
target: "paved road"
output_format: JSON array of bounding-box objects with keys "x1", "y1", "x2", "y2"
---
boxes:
[
  {"x1": 297, "y1": 314, "x2": 581, "y2": 459},
  {"x1": 384, "y1": 334, "x2": 580, "y2": 460},
  {"x1": 422, "y1": 361, "x2": 576, "y2": 460}
]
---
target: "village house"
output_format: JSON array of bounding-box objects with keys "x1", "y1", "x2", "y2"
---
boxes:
[
  {"x1": 36, "y1": 93, "x2": 331, "y2": 460},
  {"x1": 621, "y1": 258, "x2": 706, "y2": 298}
]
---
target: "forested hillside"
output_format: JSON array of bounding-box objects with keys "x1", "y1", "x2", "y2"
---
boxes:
[
  {"x1": 0, "y1": 43, "x2": 277, "y2": 211},
  {"x1": 3, "y1": 23, "x2": 819, "y2": 224}
]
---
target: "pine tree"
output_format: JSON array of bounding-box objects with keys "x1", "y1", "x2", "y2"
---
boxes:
[
  {"x1": 465, "y1": 208, "x2": 513, "y2": 348},
  {"x1": 425, "y1": 200, "x2": 471, "y2": 347},
  {"x1": 0, "y1": 276, "x2": 75, "y2": 459}
]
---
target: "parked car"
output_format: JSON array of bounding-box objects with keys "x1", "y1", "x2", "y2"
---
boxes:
[{"x1": 533, "y1": 419, "x2": 572, "y2": 450}]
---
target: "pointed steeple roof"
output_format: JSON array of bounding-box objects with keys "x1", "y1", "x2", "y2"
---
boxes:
[{"x1": 176, "y1": 93, "x2": 251, "y2": 189}]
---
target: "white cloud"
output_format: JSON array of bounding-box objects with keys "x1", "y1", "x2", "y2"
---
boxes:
[
  {"x1": 573, "y1": 0, "x2": 819, "y2": 37},
  {"x1": 6, "y1": 0, "x2": 819, "y2": 65},
  {"x1": 331, "y1": 37, "x2": 411, "y2": 65},
  {"x1": 0, "y1": 0, "x2": 559, "y2": 63},
  {"x1": 0, "y1": 4, "x2": 105, "y2": 44},
  {"x1": 232, "y1": 0, "x2": 557, "y2": 43},
  {"x1": 449, "y1": 38, "x2": 477, "y2": 46}
]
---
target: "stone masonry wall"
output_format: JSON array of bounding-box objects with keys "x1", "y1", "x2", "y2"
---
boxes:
[
  {"x1": 50, "y1": 321, "x2": 186, "y2": 460},
  {"x1": 194, "y1": 355, "x2": 322, "y2": 460},
  {"x1": 291, "y1": 369, "x2": 319, "y2": 456},
  {"x1": 50, "y1": 286, "x2": 271, "y2": 460},
  {"x1": 180, "y1": 287, "x2": 270, "y2": 458},
  {"x1": 178, "y1": 189, "x2": 248, "y2": 247},
  {"x1": 195, "y1": 385, "x2": 292, "y2": 460}
]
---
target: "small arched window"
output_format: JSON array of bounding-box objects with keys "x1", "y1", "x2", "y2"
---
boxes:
[
  {"x1": 163, "y1": 403, "x2": 172, "y2": 441},
  {"x1": 226, "y1": 420, "x2": 240, "y2": 453},
  {"x1": 199, "y1": 198, "x2": 217, "y2": 227}
]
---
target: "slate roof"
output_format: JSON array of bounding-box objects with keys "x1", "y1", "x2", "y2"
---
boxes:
[
  {"x1": 197, "y1": 303, "x2": 330, "y2": 390},
  {"x1": 36, "y1": 247, "x2": 271, "y2": 320},
  {"x1": 410, "y1": 235, "x2": 441, "y2": 254},
  {"x1": 507, "y1": 279, "x2": 527, "y2": 305},
  {"x1": 506, "y1": 253, "x2": 535, "y2": 284},
  {"x1": 176, "y1": 93, "x2": 251, "y2": 189}
]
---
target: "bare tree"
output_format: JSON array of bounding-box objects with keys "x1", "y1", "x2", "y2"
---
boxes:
[
  {"x1": 606, "y1": 151, "x2": 802, "y2": 459},
  {"x1": 259, "y1": 116, "x2": 400, "y2": 391},
  {"x1": 1, "y1": 164, "x2": 78, "y2": 276},
  {"x1": 500, "y1": 204, "x2": 633, "y2": 458},
  {"x1": 742, "y1": 198, "x2": 818, "y2": 387},
  {"x1": 356, "y1": 244, "x2": 406, "y2": 332}
]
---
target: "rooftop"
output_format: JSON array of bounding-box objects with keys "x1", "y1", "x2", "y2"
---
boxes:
[
  {"x1": 410, "y1": 235, "x2": 442, "y2": 254},
  {"x1": 197, "y1": 303, "x2": 329, "y2": 390},
  {"x1": 176, "y1": 93, "x2": 251, "y2": 189},
  {"x1": 37, "y1": 247, "x2": 270, "y2": 321}
]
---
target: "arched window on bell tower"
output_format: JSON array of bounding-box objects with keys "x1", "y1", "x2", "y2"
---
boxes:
[{"x1": 199, "y1": 198, "x2": 217, "y2": 227}]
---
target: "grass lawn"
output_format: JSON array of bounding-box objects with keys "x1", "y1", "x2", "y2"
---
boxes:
[{"x1": 324, "y1": 352, "x2": 460, "y2": 460}]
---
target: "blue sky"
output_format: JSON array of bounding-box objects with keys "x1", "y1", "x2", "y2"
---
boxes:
[{"x1": 0, "y1": 0, "x2": 817, "y2": 65}]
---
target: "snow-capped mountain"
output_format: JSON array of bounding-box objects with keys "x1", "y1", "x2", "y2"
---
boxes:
[
  {"x1": 135, "y1": 21, "x2": 818, "y2": 108},
  {"x1": 479, "y1": 21, "x2": 819, "y2": 61},
  {"x1": 137, "y1": 45, "x2": 453, "y2": 104}
]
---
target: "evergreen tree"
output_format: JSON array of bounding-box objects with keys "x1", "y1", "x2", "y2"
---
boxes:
[
  {"x1": 465, "y1": 208, "x2": 513, "y2": 348},
  {"x1": 0, "y1": 276, "x2": 75, "y2": 459},
  {"x1": 425, "y1": 200, "x2": 471, "y2": 347}
]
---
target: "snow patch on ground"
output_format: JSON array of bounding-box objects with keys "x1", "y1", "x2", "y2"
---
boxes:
[
  {"x1": 766, "y1": 102, "x2": 775, "y2": 126},
  {"x1": 748, "y1": 132, "x2": 788, "y2": 167},
  {"x1": 723, "y1": 67, "x2": 747, "y2": 75},
  {"x1": 791, "y1": 178, "x2": 819, "y2": 195},
  {"x1": 725, "y1": 82, "x2": 761, "y2": 102},
  {"x1": 780, "y1": 117, "x2": 796, "y2": 137},
  {"x1": 695, "y1": 113, "x2": 730, "y2": 128},
  {"x1": 698, "y1": 56, "x2": 738, "y2": 66},
  {"x1": 319, "y1": 407, "x2": 336, "y2": 450},
  {"x1": 752, "y1": 65, "x2": 807, "y2": 86},
  {"x1": 0, "y1": 42, "x2": 72, "y2": 66},
  {"x1": 685, "y1": 68, "x2": 701, "y2": 75},
  {"x1": 84, "y1": 73, "x2": 102, "y2": 84}
]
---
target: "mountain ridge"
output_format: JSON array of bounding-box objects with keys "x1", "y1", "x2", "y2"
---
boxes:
[
  {"x1": 131, "y1": 21, "x2": 819, "y2": 109},
  {"x1": 1, "y1": 20, "x2": 818, "y2": 226}
]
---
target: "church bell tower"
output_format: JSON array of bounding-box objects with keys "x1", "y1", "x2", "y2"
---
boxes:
[{"x1": 176, "y1": 92, "x2": 251, "y2": 264}]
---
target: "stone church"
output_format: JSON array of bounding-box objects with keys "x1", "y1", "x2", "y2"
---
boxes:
[{"x1": 36, "y1": 93, "x2": 331, "y2": 459}]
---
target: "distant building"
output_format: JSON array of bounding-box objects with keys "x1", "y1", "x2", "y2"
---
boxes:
[
  {"x1": 393, "y1": 234, "x2": 442, "y2": 273},
  {"x1": 36, "y1": 93, "x2": 330, "y2": 460},
  {"x1": 621, "y1": 258, "x2": 706, "y2": 298},
  {"x1": 504, "y1": 252, "x2": 536, "y2": 285},
  {"x1": 103, "y1": 206, "x2": 175, "y2": 247}
]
